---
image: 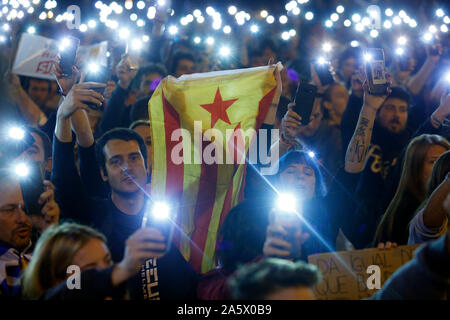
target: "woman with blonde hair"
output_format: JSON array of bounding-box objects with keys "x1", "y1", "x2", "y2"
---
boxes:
[
  {"x1": 374, "y1": 134, "x2": 450, "y2": 245},
  {"x1": 22, "y1": 222, "x2": 167, "y2": 300}
]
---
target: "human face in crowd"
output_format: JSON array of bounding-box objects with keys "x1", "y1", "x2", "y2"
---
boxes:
[
  {"x1": 0, "y1": 179, "x2": 32, "y2": 251},
  {"x1": 340, "y1": 57, "x2": 357, "y2": 82},
  {"x1": 71, "y1": 238, "x2": 113, "y2": 272},
  {"x1": 175, "y1": 59, "x2": 195, "y2": 78},
  {"x1": 376, "y1": 97, "x2": 408, "y2": 134},
  {"x1": 301, "y1": 101, "x2": 323, "y2": 137},
  {"x1": 139, "y1": 73, "x2": 162, "y2": 97},
  {"x1": 20, "y1": 132, "x2": 45, "y2": 165},
  {"x1": 420, "y1": 145, "x2": 448, "y2": 188},
  {"x1": 279, "y1": 162, "x2": 316, "y2": 200},
  {"x1": 264, "y1": 286, "x2": 316, "y2": 300},
  {"x1": 323, "y1": 84, "x2": 349, "y2": 123},
  {"x1": 101, "y1": 139, "x2": 148, "y2": 195},
  {"x1": 132, "y1": 125, "x2": 152, "y2": 171},
  {"x1": 27, "y1": 79, "x2": 50, "y2": 107}
]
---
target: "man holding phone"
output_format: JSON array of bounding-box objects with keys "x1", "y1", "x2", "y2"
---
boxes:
[
  {"x1": 0, "y1": 170, "x2": 59, "y2": 297},
  {"x1": 52, "y1": 80, "x2": 198, "y2": 300}
]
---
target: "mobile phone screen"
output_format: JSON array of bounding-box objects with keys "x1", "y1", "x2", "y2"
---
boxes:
[
  {"x1": 293, "y1": 83, "x2": 317, "y2": 126},
  {"x1": 59, "y1": 36, "x2": 80, "y2": 76},
  {"x1": 314, "y1": 63, "x2": 334, "y2": 86},
  {"x1": 19, "y1": 161, "x2": 44, "y2": 217}
]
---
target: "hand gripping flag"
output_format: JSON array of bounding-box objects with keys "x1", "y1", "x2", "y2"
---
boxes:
[{"x1": 148, "y1": 64, "x2": 280, "y2": 273}]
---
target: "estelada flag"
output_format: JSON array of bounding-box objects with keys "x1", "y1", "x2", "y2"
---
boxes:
[{"x1": 148, "y1": 64, "x2": 279, "y2": 273}]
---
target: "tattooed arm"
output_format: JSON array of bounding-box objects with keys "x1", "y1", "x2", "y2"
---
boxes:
[{"x1": 345, "y1": 81, "x2": 389, "y2": 173}]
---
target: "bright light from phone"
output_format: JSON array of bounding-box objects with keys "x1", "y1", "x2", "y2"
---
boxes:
[
  {"x1": 14, "y1": 162, "x2": 29, "y2": 177},
  {"x1": 316, "y1": 57, "x2": 326, "y2": 65},
  {"x1": 322, "y1": 42, "x2": 332, "y2": 52},
  {"x1": 276, "y1": 193, "x2": 297, "y2": 213},
  {"x1": 219, "y1": 46, "x2": 230, "y2": 57},
  {"x1": 152, "y1": 202, "x2": 170, "y2": 220},
  {"x1": 194, "y1": 36, "x2": 201, "y2": 44},
  {"x1": 131, "y1": 39, "x2": 142, "y2": 50},
  {"x1": 89, "y1": 63, "x2": 99, "y2": 73},
  {"x1": 119, "y1": 27, "x2": 130, "y2": 39},
  {"x1": 250, "y1": 24, "x2": 259, "y2": 33},
  {"x1": 429, "y1": 25, "x2": 438, "y2": 33},
  {"x1": 423, "y1": 33, "x2": 433, "y2": 42},
  {"x1": 8, "y1": 127, "x2": 25, "y2": 140},
  {"x1": 397, "y1": 36, "x2": 407, "y2": 45},
  {"x1": 395, "y1": 48, "x2": 404, "y2": 55},
  {"x1": 336, "y1": 5, "x2": 344, "y2": 14},
  {"x1": 206, "y1": 37, "x2": 214, "y2": 45},
  {"x1": 305, "y1": 12, "x2": 313, "y2": 20},
  {"x1": 27, "y1": 26, "x2": 35, "y2": 34},
  {"x1": 168, "y1": 25, "x2": 178, "y2": 35},
  {"x1": 350, "y1": 40, "x2": 359, "y2": 47},
  {"x1": 446, "y1": 72, "x2": 450, "y2": 83},
  {"x1": 352, "y1": 13, "x2": 361, "y2": 22},
  {"x1": 308, "y1": 151, "x2": 315, "y2": 158},
  {"x1": 364, "y1": 53, "x2": 372, "y2": 62},
  {"x1": 260, "y1": 10, "x2": 268, "y2": 18},
  {"x1": 436, "y1": 9, "x2": 444, "y2": 17},
  {"x1": 228, "y1": 6, "x2": 237, "y2": 15},
  {"x1": 58, "y1": 37, "x2": 71, "y2": 51}
]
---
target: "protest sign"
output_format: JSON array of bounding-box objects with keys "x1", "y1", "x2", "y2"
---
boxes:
[
  {"x1": 308, "y1": 244, "x2": 421, "y2": 300},
  {"x1": 12, "y1": 33, "x2": 107, "y2": 80}
]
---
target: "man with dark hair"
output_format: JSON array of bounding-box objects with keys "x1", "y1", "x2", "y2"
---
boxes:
[
  {"x1": 131, "y1": 63, "x2": 167, "y2": 98},
  {"x1": 52, "y1": 84, "x2": 198, "y2": 300},
  {"x1": 171, "y1": 50, "x2": 195, "y2": 77},
  {"x1": 20, "y1": 126, "x2": 52, "y2": 177},
  {"x1": 229, "y1": 258, "x2": 321, "y2": 300},
  {"x1": 339, "y1": 85, "x2": 448, "y2": 249},
  {"x1": 24, "y1": 77, "x2": 52, "y2": 108}
]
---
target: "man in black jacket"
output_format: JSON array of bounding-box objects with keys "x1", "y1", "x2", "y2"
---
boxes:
[
  {"x1": 52, "y1": 82, "x2": 198, "y2": 300},
  {"x1": 341, "y1": 84, "x2": 448, "y2": 249}
]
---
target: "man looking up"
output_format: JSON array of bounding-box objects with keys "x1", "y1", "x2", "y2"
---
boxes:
[{"x1": 52, "y1": 81, "x2": 198, "y2": 300}]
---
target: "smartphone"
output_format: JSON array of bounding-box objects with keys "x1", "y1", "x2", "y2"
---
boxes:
[
  {"x1": 84, "y1": 64, "x2": 109, "y2": 110},
  {"x1": 59, "y1": 36, "x2": 80, "y2": 76},
  {"x1": 314, "y1": 62, "x2": 334, "y2": 86},
  {"x1": 19, "y1": 161, "x2": 44, "y2": 217},
  {"x1": 270, "y1": 209, "x2": 302, "y2": 260},
  {"x1": 141, "y1": 201, "x2": 176, "y2": 255},
  {"x1": 293, "y1": 83, "x2": 317, "y2": 126},
  {"x1": 365, "y1": 48, "x2": 388, "y2": 96}
]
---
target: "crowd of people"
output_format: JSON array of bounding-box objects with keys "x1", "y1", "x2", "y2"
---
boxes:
[{"x1": 0, "y1": 2, "x2": 449, "y2": 300}]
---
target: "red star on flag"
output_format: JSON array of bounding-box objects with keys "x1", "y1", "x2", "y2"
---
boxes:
[{"x1": 200, "y1": 87, "x2": 238, "y2": 128}]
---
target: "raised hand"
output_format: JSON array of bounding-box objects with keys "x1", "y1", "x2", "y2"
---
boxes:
[
  {"x1": 111, "y1": 227, "x2": 167, "y2": 285},
  {"x1": 116, "y1": 55, "x2": 138, "y2": 90},
  {"x1": 57, "y1": 82, "x2": 105, "y2": 119}
]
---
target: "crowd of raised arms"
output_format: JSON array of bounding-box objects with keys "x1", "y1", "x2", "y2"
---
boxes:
[{"x1": 0, "y1": 2, "x2": 449, "y2": 301}]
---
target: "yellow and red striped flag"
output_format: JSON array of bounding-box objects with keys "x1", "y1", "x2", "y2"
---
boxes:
[{"x1": 148, "y1": 65, "x2": 279, "y2": 274}]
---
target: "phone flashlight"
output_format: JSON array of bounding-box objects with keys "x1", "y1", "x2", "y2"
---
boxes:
[
  {"x1": 14, "y1": 162, "x2": 30, "y2": 178},
  {"x1": 141, "y1": 200, "x2": 175, "y2": 255},
  {"x1": 8, "y1": 126, "x2": 25, "y2": 140},
  {"x1": 272, "y1": 193, "x2": 302, "y2": 259}
]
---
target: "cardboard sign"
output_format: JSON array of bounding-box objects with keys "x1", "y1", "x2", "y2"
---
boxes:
[
  {"x1": 12, "y1": 33, "x2": 107, "y2": 80},
  {"x1": 307, "y1": 244, "x2": 421, "y2": 300}
]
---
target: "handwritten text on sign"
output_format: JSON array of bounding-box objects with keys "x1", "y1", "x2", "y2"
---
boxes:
[{"x1": 307, "y1": 244, "x2": 421, "y2": 300}]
